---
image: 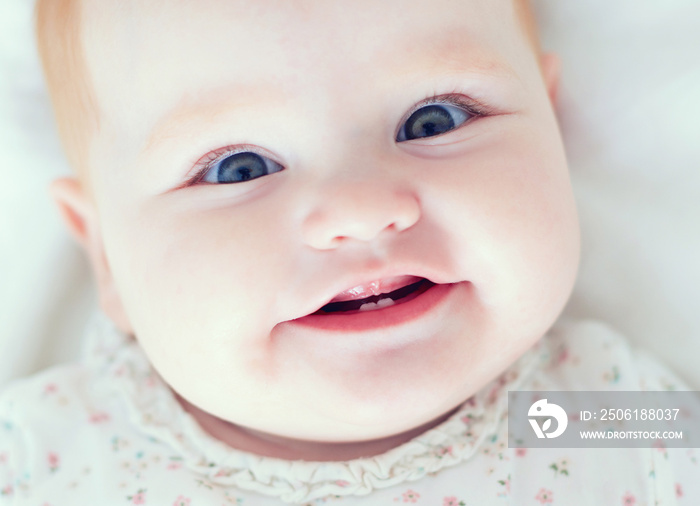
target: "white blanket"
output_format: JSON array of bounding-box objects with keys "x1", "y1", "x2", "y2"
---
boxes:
[{"x1": 1, "y1": 0, "x2": 698, "y2": 386}]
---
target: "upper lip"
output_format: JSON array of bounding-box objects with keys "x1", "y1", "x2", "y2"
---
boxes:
[
  {"x1": 328, "y1": 275, "x2": 423, "y2": 303},
  {"x1": 289, "y1": 266, "x2": 454, "y2": 320}
]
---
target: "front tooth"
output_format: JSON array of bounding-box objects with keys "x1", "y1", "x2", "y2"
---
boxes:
[
  {"x1": 359, "y1": 297, "x2": 395, "y2": 312},
  {"x1": 376, "y1": 297, "x2": 395, "y2": 308}
]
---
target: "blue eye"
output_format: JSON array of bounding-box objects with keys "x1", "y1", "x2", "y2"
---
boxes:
[
  {"x1": 396, "y1": 103, "x2": 474, "y2": 142},
  {"x1": 201, "y1": 151, "x2": 284, "y2": 184}
]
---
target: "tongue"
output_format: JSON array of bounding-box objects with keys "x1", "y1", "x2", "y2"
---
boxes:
[{"x1": 329, "y1": 275, "x2": 423, "y2": 303}]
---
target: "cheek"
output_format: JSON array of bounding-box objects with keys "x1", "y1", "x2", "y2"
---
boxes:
[
  {"x1": 418, "y1": 128, "x2": 580, "y2": 319},
  {"x1": 101, "y1": 192, "x2": 298, "y2": 357}
]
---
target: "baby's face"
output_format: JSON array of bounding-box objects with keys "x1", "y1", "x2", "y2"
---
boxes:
[{"x1": 80, "y1": 0, "x2": 579, "y2": 442}]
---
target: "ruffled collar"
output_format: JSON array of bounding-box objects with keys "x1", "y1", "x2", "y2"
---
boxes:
[{"x1": 83, "y1": 313, "x2": 546, "y2": 504}]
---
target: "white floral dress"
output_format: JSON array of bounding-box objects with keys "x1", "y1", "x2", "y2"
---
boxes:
[{"x1": 0, "y1": 315, "x2": 697, "y2": 505}]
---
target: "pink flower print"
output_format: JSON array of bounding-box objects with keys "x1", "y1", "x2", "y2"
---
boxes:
[
  {"x1": 402, "y1": 489, "x2": 420, "y2": 503},
  {"x1": 89, "y1": 412, "x2": 111, "y2": 424},
  {"x1": 173, "y1": 496, "x2": 190, "y2": 506},
  {"x1": 0, "y1": 452, "x2": 7, "y2": 464},
  {"x1": 128, "y1": 489, "x2": 147, "y2": 504},
  {"x1": 554, "y1": 346, "x2": 569, "y2": 365},
  {"x1": 621, "y1": 492, "x2": 636, "y2": 505},
  {"x1": 443, "y1": 497, "x2": 459, "y2": 506},
  {"x1": 44, "y1": 383, "x2": 58, "y2": 395},
  {"x1": 47, "y1": 452, "x2": 60, "y2": 472},
  {"x1": 167, "y1": 461, "x2": 183, "y2": 471},
  {"x1": 549, "y1": 458, "x2": 569, "y2": 477},
  {"x1": 535, "y1": 488, "x2": 553, "y2": 504},
  {"x1": 335, "y1": 480, "x2": 350, "y2": 487},
  {"x1": 496, "y1": 475, "x2": 511, "y2": 497},
  {"x1": 487, "y1": 386, "x2": 500, "y2": 405},
  {"x1": 676, "y1": 483, "x2": 683, "y2": 498},
  {"x1": 437, "y1": 446, "x2": 453, "y2": 457},
  {"x1": 515, "y1": 448, "x2": 527, "y2": 457},
  {"x1": 1, "y1": 485, "x2": 13, "y2": 496}
]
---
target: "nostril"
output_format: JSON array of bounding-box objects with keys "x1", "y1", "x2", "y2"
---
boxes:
[
  {"x1": 328, "y1": 236, "x2": 344, "y2": 248},
  {"x1": 301, "y1": 184, "x2": 421, "y2": 249}
]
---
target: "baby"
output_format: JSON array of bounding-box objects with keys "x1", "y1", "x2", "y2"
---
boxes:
[{"x1": 0, "y1": 0, "x2": 697, "y2": 504}]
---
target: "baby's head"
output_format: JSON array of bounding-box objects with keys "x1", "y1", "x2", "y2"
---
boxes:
[{"x1": 37, "y1": 0, "x2": 579, "y2": 451}]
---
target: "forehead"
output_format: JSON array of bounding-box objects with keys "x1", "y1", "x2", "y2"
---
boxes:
[
  {"x1": 81, "y1": 0, "x2": 532, "y2": 158},
  {"x1": 83, "y1": 0, "x2": 522, "y2": 64}
]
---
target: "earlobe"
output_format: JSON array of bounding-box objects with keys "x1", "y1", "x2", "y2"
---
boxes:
[
  {"x1": 50, "y1": 178, "x2": 133, "y2": 334},
  {"x1": 540, "y1": 53, "x2": 561, "y2": 106}
]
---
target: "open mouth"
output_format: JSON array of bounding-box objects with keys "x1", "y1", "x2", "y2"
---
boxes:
[
  {"x1": 289, "y1": 277, "x2": 457, "y2": 332},
  {"x1": 313, "y1": 278, "x2": 436, "y2": 315}
]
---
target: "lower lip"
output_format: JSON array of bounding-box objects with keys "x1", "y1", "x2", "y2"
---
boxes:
[{"x1": 290, "y1": 282, "x2": 456, "y2": 332}]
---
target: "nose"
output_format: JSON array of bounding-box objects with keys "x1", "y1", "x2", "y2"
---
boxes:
[{"x1": 301, "y1": 177, "x2": 421, "y2": 250}]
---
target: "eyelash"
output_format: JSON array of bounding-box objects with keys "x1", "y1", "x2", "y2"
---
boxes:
[
  {"x1": 187, "y1": 92, "x2": 492, "y2": 185},
  {"x1": 187, "y1": 144, "x2": 277, "y2": 186},
  {"x1": 401, "y1": 92, "x2": 490, "y2": 126}
]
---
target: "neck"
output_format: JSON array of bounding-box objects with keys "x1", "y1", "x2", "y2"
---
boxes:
[{"x1": 174, "y1": 392, "x2": 458, "y2": 462}]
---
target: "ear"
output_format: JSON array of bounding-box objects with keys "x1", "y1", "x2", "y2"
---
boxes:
[
  {"x1": 50, "y1": 177, "x2": 133, "y2": 334},
  {"x1": 540, "y1": 52, "x2": 561, "y2": 106}
]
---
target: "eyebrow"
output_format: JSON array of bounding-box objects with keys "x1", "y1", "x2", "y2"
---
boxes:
[
  {"x1": 143, "y1": 84, "x2": 290, "y2": 154},
  {"x1": 412, "y1": 26, "x2": 521, "y2": 81}
]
